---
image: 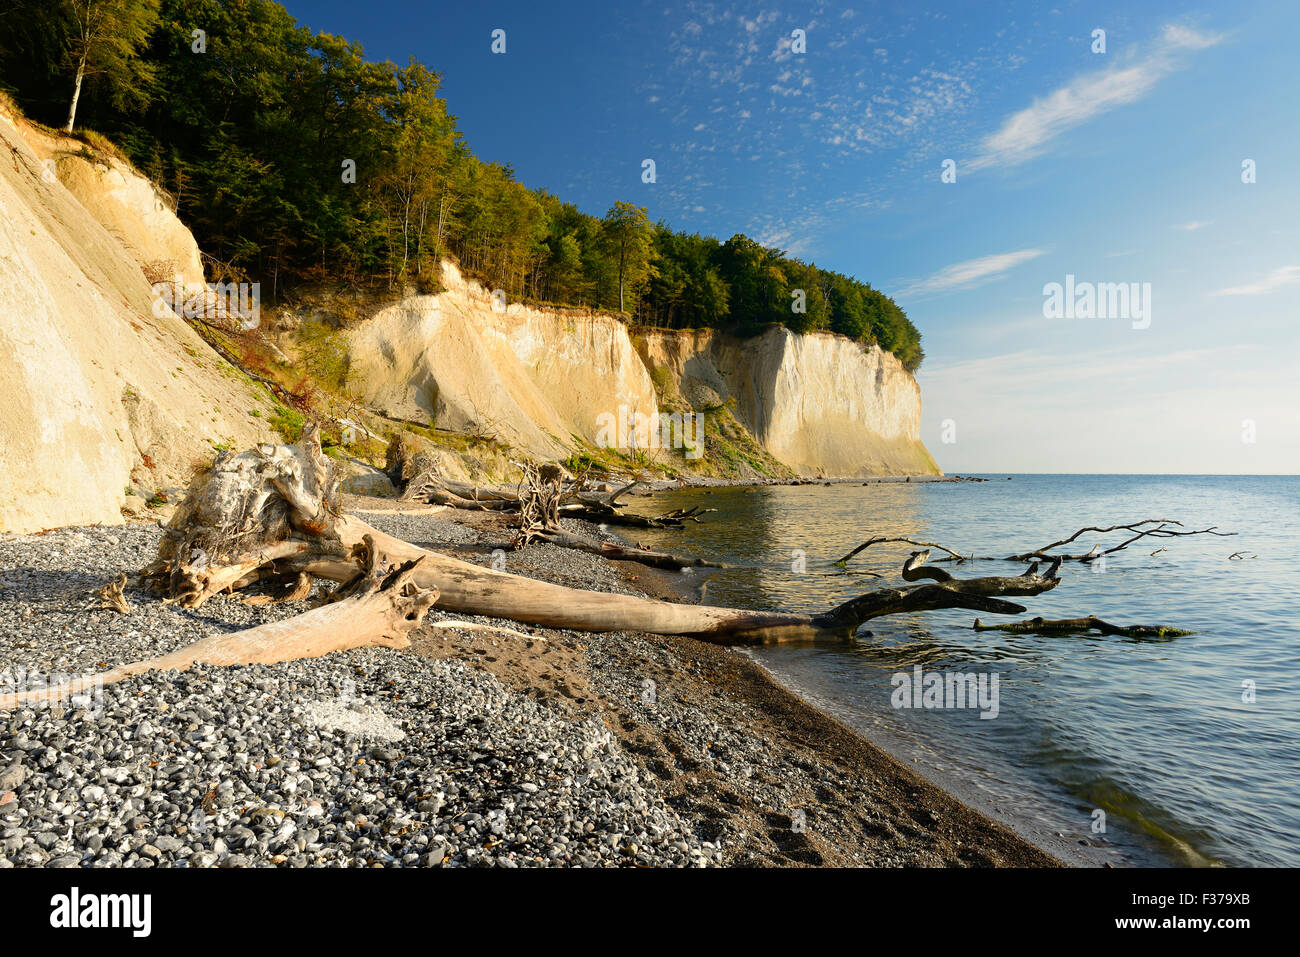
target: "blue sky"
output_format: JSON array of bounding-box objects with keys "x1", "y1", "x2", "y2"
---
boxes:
[{"x1": 284, "y1": 0, "x2": 1299, "y2": 473}]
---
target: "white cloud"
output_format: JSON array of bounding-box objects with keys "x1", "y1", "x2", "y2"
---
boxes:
[
  {"x1": 967, "y1": 24, "x2": 1223, "y2": 171},
  {"x1": 1213, "y1": 265, "x2": 1300, "y2": 296},
  {"x1": 896, "y1": 248, "x2": 1046, "y2": 298},
  {"x1": 1173, "y1": 220, "x2": 1213, "y2": 231}
]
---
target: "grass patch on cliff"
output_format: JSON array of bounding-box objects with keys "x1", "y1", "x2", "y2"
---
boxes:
[
  {"x1": 268, "y1": 403, "x2": 305, "y2": 442},
  {"x1": 294, "y1": 320, "x2": 351, "y2": 392},
  {"x1": 693, "y1": 406, "x2": 792, "y2": 479},
  {"x1": 562, "y1": 443, "x2": 680, "y2": 479},
  {"x1": 648, "y1": 388, "x2": 793, "y2": 480}
]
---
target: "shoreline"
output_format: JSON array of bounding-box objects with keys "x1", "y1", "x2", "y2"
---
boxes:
[
  {"x1": 387, "y1": 497, "x2": 1061, "y2": 866},
  {"x1": 734, "y1": 652, "x2": 1113, "y2": 868},
  {"x1": 0, "y1": 496, "x2": 1059, "y2": 868},
  {"x1": 632, "y1": 473, "x2": 997, "y2": 492}
]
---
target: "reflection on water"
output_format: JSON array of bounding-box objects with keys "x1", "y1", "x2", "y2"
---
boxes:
[{"x1": 623, "y1": 475, "x2": 1300, "y2": 867}]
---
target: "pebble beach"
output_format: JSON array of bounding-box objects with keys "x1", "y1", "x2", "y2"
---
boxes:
[{"x1": 0, "y1": 498, "x2": 1059, "y2": 868}]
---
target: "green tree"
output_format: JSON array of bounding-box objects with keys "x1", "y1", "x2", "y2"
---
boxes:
[
  {"x1": 601, "y1": 201, "x2": 654, "y2": 314},
  {"x1": 0, "y1": 0, "x2": 925, "y2": 367},
  {"x1": 62, "y1": 0, "x2": 160, "y2": 132}
]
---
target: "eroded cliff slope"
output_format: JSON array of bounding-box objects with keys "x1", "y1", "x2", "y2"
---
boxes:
[
  {"x1": 347, "y1": 262, "x2": 660, "y2": 461},
  {"x1": 635, "y1": 328, "x2": 939, "y2": 477},
  {"x1": 344, "y1": 261, "x2": 938, "y2": 478},
  {"x1": 0, "y1": 107, "x2": 275, "y2": 534}
]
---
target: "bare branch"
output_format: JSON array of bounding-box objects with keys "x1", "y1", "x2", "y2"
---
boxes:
[
  {"x1": 834, "y1": 537, "x2": 971, "y2": 566},
  {"x1": 835, "y1": 521, "x2": 1235, "y2": 567}
]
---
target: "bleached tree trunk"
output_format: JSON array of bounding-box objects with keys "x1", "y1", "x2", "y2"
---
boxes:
[
  {"x1": 136, "y1": 431, "x2": 1064, "y2": 645},
  {"x1": 66, "y1": 57, "x2": 86, "y2": 133},
  {"x1": 0, "y1": 548, "x2": 437, "y2": 710}
]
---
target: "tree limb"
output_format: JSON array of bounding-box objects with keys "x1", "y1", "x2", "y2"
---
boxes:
[
  {"x1": 972, "y1": 615, "x2": 1193, "y2": 639},
  {"x1": 836, "y1": 520, "x2": 1235, "y2": 566}
]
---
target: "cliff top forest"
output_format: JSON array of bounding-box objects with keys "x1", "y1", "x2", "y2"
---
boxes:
[{"x1": 0, "y1": 0, "x2": 924, "y2": 371}]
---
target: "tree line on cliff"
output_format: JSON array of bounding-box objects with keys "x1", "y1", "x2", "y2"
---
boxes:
[{"x1": 0, "y1": 0, "x2": 923, "y2": 371}]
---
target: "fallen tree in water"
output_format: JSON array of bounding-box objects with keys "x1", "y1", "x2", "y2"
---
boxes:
[
  {"x1": 972, "y1": 616, "x2": 1194, "y2": 639},
  {"x1": 133, "y1": 430, "x2": 1064, "y2": 645},
  {"x1": 835, "y1": 520, "x2": 1235, "y2": 566}
]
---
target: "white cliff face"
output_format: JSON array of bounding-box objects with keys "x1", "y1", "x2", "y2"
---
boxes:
[
  {"x1": 762, "y1": 329, "x2": 935, "y2": 476},
  {"x1": 348, "y1": 263, "x2": 937, "y2": 477},
  {"x1": 0, "y1": 105, "x2": 274, "y2": 534},
  {"x1": 636, "y1": 327, "x2": 939, "y2": 477},
  {"x1": 9, "y1": 115, "x2": 206, "y2": 290},
  {"x1": 346, "y1": 261, "x2": 660, "y2": 459}
]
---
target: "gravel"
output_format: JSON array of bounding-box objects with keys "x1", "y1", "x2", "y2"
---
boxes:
[
  {"x1": 0, "y1": 521, "x2": 715, "y2": 868},
  {"x1": 0, "y1": 652, "x2": 713, "y2": 868}
]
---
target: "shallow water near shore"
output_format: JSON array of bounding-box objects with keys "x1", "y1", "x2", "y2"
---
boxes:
[{"x1": 624, "y1": 474, "x2": 1300, "y2": 867}]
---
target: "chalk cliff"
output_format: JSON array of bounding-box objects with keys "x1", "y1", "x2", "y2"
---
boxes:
[
  {"x1": 0, "y1": 106, "x2": 274, "y2": 534},
  {"x1": 635, "y1": 328, "x2": 939, "y2": 477},
  {"x1": 346, "y1": 261, "x2": 939, "y2": 477},
  {"x1": 346, "y1": 261, "x2": 661, "y2": 460}
]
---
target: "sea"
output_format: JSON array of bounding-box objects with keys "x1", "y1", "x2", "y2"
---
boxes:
[{"x1": 623, "y1": 474, "x2": 1300, "y2": 867}]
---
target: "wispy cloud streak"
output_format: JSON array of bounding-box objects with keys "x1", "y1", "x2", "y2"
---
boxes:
[
  {"x1": 1213, "y1": 265, "x2": 1300, "y2": 296},
  {"x1": 896, "y1": 248, "x2": 1045, "y2": 298},
  {"x1": 967, "y1": 24, "x2": 1223, "y2": 171}
]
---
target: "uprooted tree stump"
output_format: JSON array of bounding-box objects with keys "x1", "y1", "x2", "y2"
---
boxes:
[
  {"x1": 510, "y1": 461, "x2": 723, "y2": 570},
  {"x1": 141, "y1": 423, "x2": 350, "y2": 608}
]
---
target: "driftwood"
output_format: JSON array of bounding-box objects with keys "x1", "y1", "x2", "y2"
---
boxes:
[
  {"x1": 835, "y1": 537, "x2": 971, "y2": 565},
  {"x1": 0, "y1": 543, "x2": 437, "y2": 710},
  {"x1": 524, "y1": 530, "x2": 725, "y2": 570},
  {"x1": 393, "y1": 439, "x2": 707, "y2": 530},
  {"x1": 812, "y1": 551, "x2": 1062, "y2": 632},
  {"x1": 972, "y1": 616, "x2": 1193, "y2": 639},
  {"x1": 514, "y1": 461, "x2": 567, "y2": 542},
  {"x1": 836, "y1": 519, "x2": 1234, "y2": 566},
  {"x1": 402, "y1": 472, "x2": 518, "y2": 510},
  {"x1": 134, "y1": 434, "x2": 1066, "y2": 645},
  {"x1": 510, "y1": 462, "x2": 721, "y2": 569},
  {"x1": 96, "y1": 574, "x2": 131, "y2": 614},
  {"x1": 241, "y1": 571, "x2": 313, "y2": 606},
  {"x1": 312, "y1": 525, "x2": 1064, "y2": 643},
  {"x1": 1001, "y1": 520, "x2": 1235, "y2": 562}
]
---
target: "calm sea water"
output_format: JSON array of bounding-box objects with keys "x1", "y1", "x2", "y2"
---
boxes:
[{"x1": 623, "y1": 475, "x2": 1300, "y2": 867}]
